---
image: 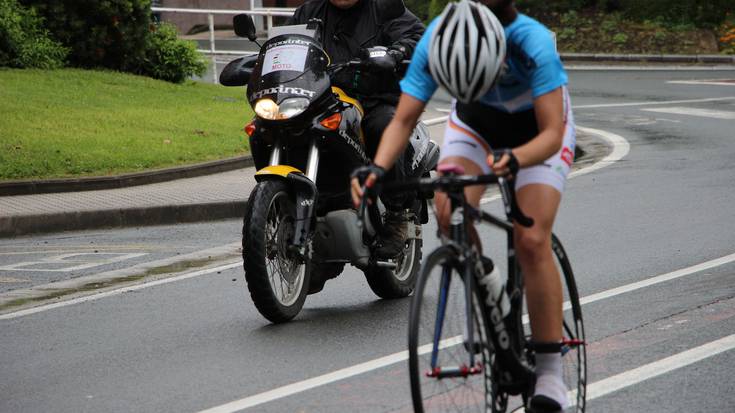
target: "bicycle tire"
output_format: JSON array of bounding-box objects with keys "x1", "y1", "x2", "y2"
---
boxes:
[
  {"x1": 551, "y1": 235, "x2": 587, "y2": 412},
  {"x1": 408, "y1": 246, "x2": 497, "y2": 412},
  {"x1": 506, "y1": 236, "x2": 587, "y2": 412}
]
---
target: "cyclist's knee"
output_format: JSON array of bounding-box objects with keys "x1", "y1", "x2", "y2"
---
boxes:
[{"x1": 515, "y1": 227, "x2": 552, "y2": 263}]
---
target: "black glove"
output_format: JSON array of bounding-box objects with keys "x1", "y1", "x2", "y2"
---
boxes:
[
  {"x1": 351, "y1": 164, "x2": 386, "y2": 198},
  {"x1": 492, "y1": 149, "x2": 520, "y2": 177},
  {"x1": 362, "y1": 46, "x2": 400, "y2": 72}
]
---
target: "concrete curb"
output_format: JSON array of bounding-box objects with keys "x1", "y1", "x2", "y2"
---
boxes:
[
  {"x1": 0, "y1": 155, "x2": 254, "y2": 196},
  {"x1": 560, "y1": 53, "x2": 734, "y2": 64},
  {"x1": 0, "y1": 200, "x2": 247, "y2": 237}
]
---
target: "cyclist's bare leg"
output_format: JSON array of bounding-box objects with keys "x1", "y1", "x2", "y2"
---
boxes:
[
  {"x1": 514, "y1": 183, "x2": 563, "y2": 341},
  {"x1": 434, "y1": 156, "x2": 486, "y2": 247},
  {"x1": 514, "y1": 183, "x2": 568, "y2": 409}
]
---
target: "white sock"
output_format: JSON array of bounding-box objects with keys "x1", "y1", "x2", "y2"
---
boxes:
[{"x1": 533, "y1": 352, "x2": 569, "y2": 409}]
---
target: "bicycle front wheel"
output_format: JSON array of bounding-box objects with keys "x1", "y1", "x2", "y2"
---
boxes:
[{"x1": 408, "y1": 246, "x2": 496, "y2": 413}]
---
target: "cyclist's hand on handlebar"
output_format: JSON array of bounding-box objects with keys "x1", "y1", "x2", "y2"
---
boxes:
[
  {"x1": 350, "y1": 164, "x2": 386, "y2": 208},
  {"x1": 487, "y1": 149, "x2": 520, "y2": 179}
]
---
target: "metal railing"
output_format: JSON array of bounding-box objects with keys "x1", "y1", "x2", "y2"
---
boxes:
[{"x1": 151, "y1": 6, "x2": 295, "y2": 83}]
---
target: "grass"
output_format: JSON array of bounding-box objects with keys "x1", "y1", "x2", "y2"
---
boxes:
[{"x1": 0, "y1": 68, "x2": 253, "y2": 181}]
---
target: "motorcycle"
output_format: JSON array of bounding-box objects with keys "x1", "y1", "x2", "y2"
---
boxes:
[{"x1": 219, "y1": 0, "x2": 439, "y2": 323}]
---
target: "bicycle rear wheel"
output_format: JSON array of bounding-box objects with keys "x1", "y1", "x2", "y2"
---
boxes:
[
  {"x1": 508, "y1": 236, "x2": 587, "y2": 412},
  {"x1": 408, "y1": 246, "x2": 497, "y2": 412}
]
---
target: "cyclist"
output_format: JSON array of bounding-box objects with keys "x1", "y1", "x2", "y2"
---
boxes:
[{"x1": 351, "y1": 0, "x2": 576, "y2": 411}]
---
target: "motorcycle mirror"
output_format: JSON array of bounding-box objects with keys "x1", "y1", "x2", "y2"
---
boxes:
[
  {"x1": 374, "y1": 0, "x2": 406, "y2": 24},
  {"x1": 233, "y1": 14, "x2": 258, "y2": 41},
  {"x1": 219, "y1": 55, "x2": 257, "y2": 86}
]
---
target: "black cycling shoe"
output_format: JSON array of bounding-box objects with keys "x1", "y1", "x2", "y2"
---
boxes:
[
  {"x1": 527, "y1": 395, "x2": 563, "y2": 413},
  {"x1": 376, "y1": 211, "x2": 409, "y2": 259}
]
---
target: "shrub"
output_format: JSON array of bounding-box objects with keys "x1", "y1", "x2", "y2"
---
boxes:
[
  {"x1": 617, "y1": 0, "x2": 731, "y2": 28},
  {"x1": 0, "y1": 0, "x2": 67, "y2": 69},
  {"x1": 20, "y1": 0, "x2": 152, "y2": 71},
  {"x1": 517, "y1": 0, "x2": 731, "y2": 28},
  {"x1": 19, "y1": 0, "x2": 209, "y2": 83},
  {"x1": 142, "y1": 22, "x2": 207, "y2": 83}
]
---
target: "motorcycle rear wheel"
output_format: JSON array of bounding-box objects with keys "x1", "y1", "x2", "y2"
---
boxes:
[{"x1": 242, "y1": 180, "x2": 310, "y2": 323}]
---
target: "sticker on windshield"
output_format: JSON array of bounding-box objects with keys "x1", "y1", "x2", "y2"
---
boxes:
[{"x1": 262, "y1": 44, "x2": 308, "y2": 75}]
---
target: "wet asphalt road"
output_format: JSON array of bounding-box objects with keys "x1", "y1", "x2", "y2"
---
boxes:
[{"x1": 2, "y1": 70, "x2": 735, "y2": 412}]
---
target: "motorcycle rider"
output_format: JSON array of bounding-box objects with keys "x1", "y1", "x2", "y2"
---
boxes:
[{"x1": 287, "y1": 0, "x2": 425, "y2": 258}]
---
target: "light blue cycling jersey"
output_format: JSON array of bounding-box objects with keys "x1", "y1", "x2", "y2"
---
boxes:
[{"x1": 400, "y1": 13, "x2": 568, "y2": 113}]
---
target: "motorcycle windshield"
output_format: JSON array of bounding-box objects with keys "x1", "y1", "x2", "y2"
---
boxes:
[{"x1": 247, "y1": 33, "x2": 330, "y2": 107}]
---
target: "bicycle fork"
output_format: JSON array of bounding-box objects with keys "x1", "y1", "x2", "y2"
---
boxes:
[
  {"x1": 426, "y1": 261, "x2": 484, "y2": 379},
  {"x1": 426, "y1": 202, "x2": 484, "y2": 379}
]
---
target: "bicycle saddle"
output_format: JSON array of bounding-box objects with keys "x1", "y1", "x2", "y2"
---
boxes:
[{"x1": 437, "y1": 163, "x2": 465, "y2": 175}]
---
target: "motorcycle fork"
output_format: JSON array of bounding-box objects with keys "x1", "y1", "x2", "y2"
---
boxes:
[{"x1": 268, "y1": 137, "x2": 320, "y2": 259}]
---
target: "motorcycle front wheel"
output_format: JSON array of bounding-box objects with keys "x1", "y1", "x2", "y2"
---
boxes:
[{"x1": 242, "y1": 180, "x2": 310, "y2": 323}]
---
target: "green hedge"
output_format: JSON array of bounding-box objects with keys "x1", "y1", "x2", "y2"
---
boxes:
[
  {"x1": 0, "y1": 0, "x2": 67, "y2": 69},
  {"x1": 18, "y1": 0, "x2": 206, "y2": 83},
  {"x1": 517, "y1": 0, "x2": 730, "y2": 28},
  {"x1": 20, "y1": 0, "x2": 152, "y2": 71},
  {"x1": 411, "y1": 0, "x2": 731, "y2": 28}
]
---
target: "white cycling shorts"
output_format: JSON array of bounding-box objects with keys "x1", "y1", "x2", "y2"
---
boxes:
[{"x1": 438, "y1": 93, "x2": 577, "y2": 193}]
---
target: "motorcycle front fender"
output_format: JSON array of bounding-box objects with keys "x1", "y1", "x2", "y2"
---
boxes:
[{"x1": 254, "y1": 167, "x2": 318, "y2": 256}]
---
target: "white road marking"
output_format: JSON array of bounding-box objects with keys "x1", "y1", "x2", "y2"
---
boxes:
[
  {"x1": 0, "y1": 262, "x2": 241, "y2": 320},
  {"x1": 574, "y1": 96, "x2": 735, "y2": 109},
  {"x1": 668, "y1": 80, "x2": 735, "y2": 86},
  {"x1": 641, "y1": 106, "x2": 735, "y2": 120},
  {"x1": 194, "y1": 252, "x2": 735, "y2": 412},
  {"x1": 583, "y1": 334, "x2": 735, "y2": 402},
  {"x1": 577, "y1": 252, "x2": 735, "y2": 307},
  {"x1": 0, "y1": 252, "x2": 148, "y2": 272},
  {"x1": 511, "y1": 334, "x2": 735, "y2": 412},
  {"x1": 567, "y1": 65, "x2": 735, "y2": 72}
]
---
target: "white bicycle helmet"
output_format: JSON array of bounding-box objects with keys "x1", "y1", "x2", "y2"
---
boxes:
[{"x1": 428, "y1": 0, "x2": 506, "y2": 104}]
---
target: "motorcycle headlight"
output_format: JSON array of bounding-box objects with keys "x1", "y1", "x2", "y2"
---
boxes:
[
  {"x1": 254, "y1": 97, "x2": 310, "y2": 120},
  {"x1": 278, "y1": 98, "x2": 310, "y2": 119},
  {"x1": 254, "y1": 99, "x2": 279, "y2": 120}
]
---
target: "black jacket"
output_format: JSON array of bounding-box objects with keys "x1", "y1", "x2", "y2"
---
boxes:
[{"x1": 287, "y1": 0, "x2": 424, "y2": 106}]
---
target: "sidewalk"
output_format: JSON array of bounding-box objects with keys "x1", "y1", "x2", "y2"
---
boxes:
[
  {"x1": 0, "y1": 168, "x2": 258, "y2": 237},
  {"x1": 0, "y1": 129, "x2": 609, "y2": 238}
]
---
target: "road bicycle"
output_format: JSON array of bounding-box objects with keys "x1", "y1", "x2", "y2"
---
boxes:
[{"x1": 360, "y1": 163, "x2": 586, "y2": 412}]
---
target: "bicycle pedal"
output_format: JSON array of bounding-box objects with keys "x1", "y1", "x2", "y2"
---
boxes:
[{"x1": 425, "y1": 364, "x2": 483, "y2": 379}]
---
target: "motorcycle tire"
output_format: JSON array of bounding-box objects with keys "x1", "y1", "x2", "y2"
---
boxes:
[
  {"x1": 242, "y1": 180, "x2": 310, "y2": 323},
  {"x1": 364, "y1": 223, "x2": 422, "y2": 299}
]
